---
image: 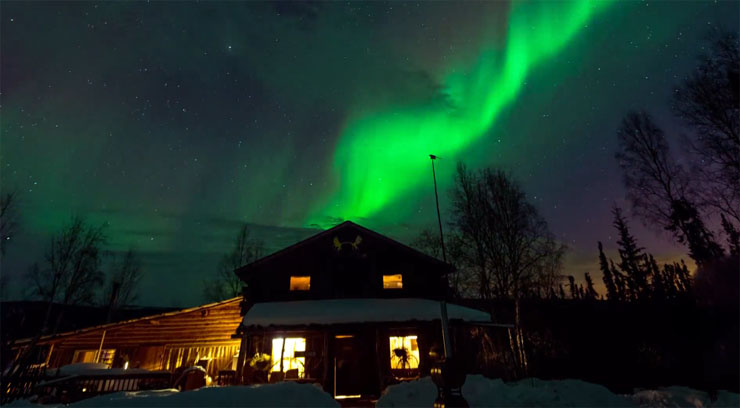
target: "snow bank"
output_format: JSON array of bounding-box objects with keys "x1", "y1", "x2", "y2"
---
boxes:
[
  {"x1": 377, "y1": 376, "x2": 739, "y2": 408},
  {"x1": 243, "y1": 298, "x2": 490, "y2": 327},
  {"x1": 377, "y1": 375, "x2": 628, "y2": 407},
  {"x1": 69, "y1": 382, "x2": 339, "y2": 407},
  {"x1": 53, "y1": 362, "x2": 110, "y2": 376},
  {"x1": 45, "y1": 362, "x2": 158, "y2": 378},
  {"x1": 632, "y1": 386, "x2": 740, "y2": 408}
]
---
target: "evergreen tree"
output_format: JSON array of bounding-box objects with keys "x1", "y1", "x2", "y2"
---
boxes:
[
  {"x1": 721, "y1": 214, "x2": 740, "y2": 255},
  {"x1": 598, "y1": 242, "x2": 618, "y2": 300},
  {"x1": 613, "y1": 208, "x2": 649, "y2": 300},
  {"x1": 567, "y1": 275, "x2": 578, "y2": 299},
  {"x1": 611, "y1": 260, "x2": 628, "y2": 301},
  {"x1": 584, "y1": 272, "x2": 599, "y2": 300},
  {"x1": 667, "y1": 198, "x2": 724, "y2": 265}
]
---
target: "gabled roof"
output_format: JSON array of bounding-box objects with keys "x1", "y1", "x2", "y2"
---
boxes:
[
  {"x1": 13, "y1": 297, "x2": 242, "y2": 346},
  {"x1": 234, "y1": 220, "x2": 452, "y2": 279}
]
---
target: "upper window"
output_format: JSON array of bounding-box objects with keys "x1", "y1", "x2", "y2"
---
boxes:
[
  {"x1": 383, "y1": 274, "x2": 403, "y2": 289},
  {"x1": 289, "y1": 276, "x2": 311, "y2": 291}
]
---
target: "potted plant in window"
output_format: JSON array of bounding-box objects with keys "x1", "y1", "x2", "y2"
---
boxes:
[
  {"x1": 248, "y1": 353, "x2": 271, "y2": 383},
  {"x1": 392, "y1": 347, "x2": 419, "y2": 380}
]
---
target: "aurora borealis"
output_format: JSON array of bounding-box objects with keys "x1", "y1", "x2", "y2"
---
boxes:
[
  {"x1": 313, "y1": 1, "x2": 611, "y2": 223},
  {"x1": 2, "y1": 1, "x2": 738, "y2": 306}
]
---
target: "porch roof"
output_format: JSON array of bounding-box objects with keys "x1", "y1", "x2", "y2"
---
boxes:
[{"x1": 241, "y1": 298, "x2": 490, "y2": 328}]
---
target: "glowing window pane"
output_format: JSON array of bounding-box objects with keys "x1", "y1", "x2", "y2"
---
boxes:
[
  {"x1": 389, "y1": 335, "x2": 419, "y2": 370},
  {"x1": 271, "y1": 337, "x2": 306, "y2": 378},
  {"x1": 383, "y1": 274, "x2": 403, "y2": 289},
  {"x1": 290, "y1": 276, "x2": 311, "y2": 291}
]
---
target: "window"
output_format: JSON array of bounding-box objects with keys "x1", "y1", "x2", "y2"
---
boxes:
[
  {"x1": 389, "y1": 335, "x2": 419, "y2": 370},
  {"x1": 289, "y1": 276, "x2": 311, "y2": 291},
  {"x1": 72, "y1": 349, "x2": 116, "y2": 366},
  {"x1": 271, "y1": 337, "x2": 306, "y2": 378},
  {"x1": 383, "y1": 274, "x2": 403, "y2": 289}
]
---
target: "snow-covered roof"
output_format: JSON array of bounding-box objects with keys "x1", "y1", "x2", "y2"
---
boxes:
[{"x1": 241, "y1": 298, "x2": 490, "y2": 327}]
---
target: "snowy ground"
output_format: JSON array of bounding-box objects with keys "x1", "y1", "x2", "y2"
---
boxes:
[
  {"x1": 376, "y1": 375, "x2": 740, "y2": 408},
  {"x1": 6, "y1": 382, "x2": 339, "y2": 407},
  {"x1": 7, "y1": 376, "x2": 738, "y2": 407}
]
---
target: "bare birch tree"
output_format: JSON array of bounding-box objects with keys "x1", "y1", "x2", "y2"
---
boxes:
[
  {"x1": 26, "y1": 216, "x2": 106, "y2": 333},
  {"x1": 203, "y1": 224, "x2": 264, "y2": 302}
]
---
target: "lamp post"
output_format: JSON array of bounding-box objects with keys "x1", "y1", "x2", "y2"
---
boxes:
[
  {"x1": 429, "y1": 155, "x2": 447, "y2": 263},
  {"x1": 428, "y1": 154, "x2": 468, "y2": 408}
]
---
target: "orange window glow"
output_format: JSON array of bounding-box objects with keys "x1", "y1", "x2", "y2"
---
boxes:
[
  {"x1": 290, "y1": 276, "x2": 311, "y2": 291},
  {"x1": 383, "y1": 274, "x2": 403, "y2": 289}
]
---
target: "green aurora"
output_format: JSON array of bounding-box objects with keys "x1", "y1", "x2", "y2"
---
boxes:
[{"x1": 309, "y1": 0, "x2": 612, "y2": 226}]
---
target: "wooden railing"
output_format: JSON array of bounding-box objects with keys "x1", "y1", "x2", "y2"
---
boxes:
[
  {"x1": 34, "y1": 372, "x2": 172, "y2": 403},
  {"x1": 1, "y1": 365, "x2": 47, "y2": 404},
  {"x1": 2, "y1": 369, "x2": 172, "y2": 405}
]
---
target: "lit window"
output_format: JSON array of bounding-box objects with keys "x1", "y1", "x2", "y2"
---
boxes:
[
  {"x1": 389, "y1": 336, "x2": 419, "y2": 370},
  {"x1": 383, "y1": 274, "x2": 403, "y2": 289},
  {"x1": 271, "y1": 337, "x2": 306, "y2": 378},
  {"x1": 290, "y1": 276, "x2": 311, "y2": 291},
  {"x1": 72, "y1": 349, "x2": 116, "y2": 365}
]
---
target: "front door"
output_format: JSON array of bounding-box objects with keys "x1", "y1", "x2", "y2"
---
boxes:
[{"x1": 333, "y1": 333, "x2": 378, "y2": 398}]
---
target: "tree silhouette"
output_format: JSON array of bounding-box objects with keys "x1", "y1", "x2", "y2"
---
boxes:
[
  {"x1": 615, "y1": 111, "x2": 723, "y2": 265},
  {"x1": 26, "y1": 216, "x2": 107, "y2": 334},
  {"x1": 0, "y1": 190, "x2": 19, "y2": 256},
  {"x1": 583, "y1": 272, "x2": 598, "y2": 300},
  {"x1": 673, "y1": 31, "x2": 739, "y2": 224},
  {"x1": 203, "y1": 224, "x2": 264, "y2": 302},
  {"x1": 450, "y1": 163, "x2": 565, "y2": 300},
  {"x1": 720, "y1": 214, "x2": 740, "y2": 256},
  {"x1": 105, "y1": 248, "x2": 142, "y2": 309}
]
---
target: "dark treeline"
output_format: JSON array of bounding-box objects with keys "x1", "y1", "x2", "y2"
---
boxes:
[{"x1": 459, "y1": 297, "x2": 738, "y2": 395}]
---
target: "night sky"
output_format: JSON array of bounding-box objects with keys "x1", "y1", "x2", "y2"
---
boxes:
[{"x1": 2, "y1": 1, "x2": 737, "y2": 306}]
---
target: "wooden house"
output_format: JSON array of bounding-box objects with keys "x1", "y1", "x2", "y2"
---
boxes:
[
  {"x1": 233, "y1": 221, "x2": 490, "y2": 399},
  {"x1": 10, "y1": 298, "x2": 243, "y2": 379}
]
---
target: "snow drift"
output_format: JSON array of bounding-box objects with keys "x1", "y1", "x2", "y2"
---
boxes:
[
  {"x1": 376, "y1": 375, "x2": 740, "y2": 408},
  {"x1": 69, "y1": 382, "x2": 338, "y2": 407}
]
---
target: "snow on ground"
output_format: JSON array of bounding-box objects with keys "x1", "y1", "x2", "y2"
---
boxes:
[
  {"x1": 632, "y1": 387, "x2": 740, "y2": 408},
  {"x1": 70, "y1": 382, "x2": 338, "y2": 407},
  {"x1": 377, "y1": 376, "x2": 740, "y2": 408}
]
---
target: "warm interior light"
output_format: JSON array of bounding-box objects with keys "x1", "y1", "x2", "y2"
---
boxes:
[
  {"x1": 335, "y1": 395, "x2": 362, "y2": 399},
  {"x1": 271, "y1": 337, "x2": 306, "y2": 378},
  {"x1": 123, "y1": 361, "x2": 129, "y2": 370},
  {"x1": 389, "y1": 335, "x2": 419, "y2": 370},
  {"x1": 334, "y1": 334, "x2": 355, "y2": 339},
  {"x1": 289, "y1": 276, "x2": 311, "y2": 291},
  {"x1": 383, "y1": 274, "x2": 403, "y2": 289}
]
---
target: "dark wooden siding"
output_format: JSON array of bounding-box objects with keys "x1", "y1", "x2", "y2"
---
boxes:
[{"x1": 241, "y1": 223, "x2": 450, "y2": 303}]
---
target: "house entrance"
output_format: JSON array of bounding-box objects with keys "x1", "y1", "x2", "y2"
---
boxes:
[{"x1": 332, "y1": 334, "x2": 378, "y2": 398}]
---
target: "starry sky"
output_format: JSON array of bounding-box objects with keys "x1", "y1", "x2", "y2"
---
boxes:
[{"x1": 2, "y1": 1, "x2": 738, "y2": 306}]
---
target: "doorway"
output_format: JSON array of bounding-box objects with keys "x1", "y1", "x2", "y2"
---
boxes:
[{"x1": 332, "y1": 333, "x2": 378, "y2": 398}]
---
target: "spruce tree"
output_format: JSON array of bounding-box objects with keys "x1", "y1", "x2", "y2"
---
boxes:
[
  {"x1": 584, "y1": 272, "x2": 599, "y2": 300},
  {"x1": 613, "y1": 207, "x2": 649, "y2": 299},
  {"x1": 667, "y1": 198, "x2": 724, "y2": 265},
  {"x1": 598, "y1": 242, "x2": 618, "y2": 300},
  {"x1": 721, "y1": 214, "x2": 740, "y2": 255},
  {"x1": 568, "y1": 275, "x2": 578, "y2": 299}
]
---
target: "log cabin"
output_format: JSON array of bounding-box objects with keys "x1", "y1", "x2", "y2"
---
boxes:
[
  {"x1": 9, "y1": 298, "x2": 243, "y2": 379},
  {"x1": 233, "y1": 221, "x2": 491, "y2": 399},
  {"x1": 9, "y1": 221, "x2": 491, "y2": 400}
]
